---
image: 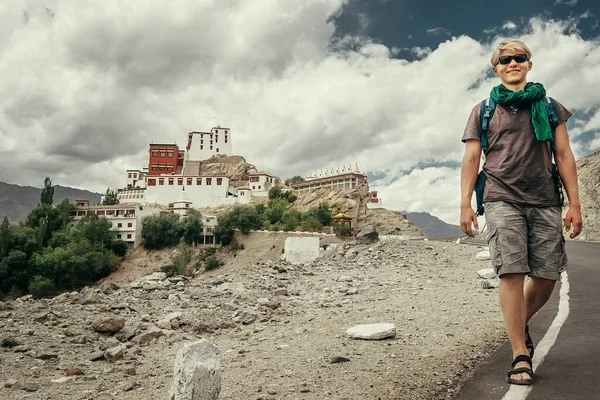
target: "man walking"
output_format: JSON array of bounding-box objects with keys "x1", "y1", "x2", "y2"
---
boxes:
[{"x1": 459, "y1": 39, "x2": 583, "y2": 385}]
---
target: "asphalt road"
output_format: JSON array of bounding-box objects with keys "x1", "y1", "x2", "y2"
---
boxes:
[{"x1": 455, "y1": 240, "x2": 600, "y2": 400}]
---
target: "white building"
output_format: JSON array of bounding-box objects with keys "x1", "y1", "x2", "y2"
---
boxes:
[
  {"x1": 72, "y1": 200, "x2": 162, "y2": 247},
  {"x1": 145, "y1": 175, "x2": 231, "y2": 207},
  {"x1": 248, "y1": 172, "x2": 276, "y2": 197},
  {"x1": 185, "y1": 126, "x2": 233, "y2": 162}
]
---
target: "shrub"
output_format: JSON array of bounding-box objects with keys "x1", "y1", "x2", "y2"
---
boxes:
[
  {"x1": 204, "y1": 256, "x2": 222, "y2": 271},
  {"x1": 333, "y1": 223, "x2": 351, "y2": 237},
  {"x1": 111, "y1": 240, "x2": 129, "y2": 257},
  {"x1": 160, "y1": 265, "x2": 177, "y2": 278},
  {"x1": 28, "y1": 276, "x2": 56, "y2": 299}
]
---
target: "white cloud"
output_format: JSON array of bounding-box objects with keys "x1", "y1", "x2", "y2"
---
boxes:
[
  {"x1": 0, "y1": 1, "x2": 599, "y2": 226},
  {"x1": 503, "y1": 21, "x2": 517, "y2": 30},
  {"x1": 554, "y1": 0, "x2": 578, "y2": 6}
]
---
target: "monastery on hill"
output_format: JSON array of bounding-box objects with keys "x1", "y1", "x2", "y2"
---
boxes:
[{"x1": 115, "y1": 126, "x2": 275, "y2": 207}]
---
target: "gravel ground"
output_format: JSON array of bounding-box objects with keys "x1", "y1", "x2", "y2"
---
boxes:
[{"x1": 0, "y1": 238, "x2": 507, "y2": 400}]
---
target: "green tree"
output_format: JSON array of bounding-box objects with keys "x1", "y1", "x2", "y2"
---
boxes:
[
  {"x1": 268, "y1": 185, "x2": 283, "y2": 200},
  {"x1": 301, "y1": 217, "x2": 322, "y2": 232},
  {"x1": 40, "y1": 177, "x2": 54, "y2": 205},
  {"x1": 102, "y1": 188, "x2": 119, "y2": 205},
  {"x1": 305, "y1": 202, "x2": 332, "y2": 226},
  {"x1": 213, "y1": 205, "x2": 262, "y2": 245},
  {"x1": 0, "y1": 249, "x2": 31, "y2": 294},
  {"x1": 284, "y1": 175, "x2": 305, "y2": 187},
  {"x1": 282, "y1": 209, "x2": 302, "y2": 232},
  {"x1": 171, "y1": 239, "x2": 194, "y2": 276},
  {"x1": 333, "y1": 222, "x2": 351, "y2": 237},
  {"x1": 141, "y1": 213, "x2": 184, "y2": 250},
  {"x1": 182, "y1": 209, "x2": 203, "y2": 245},
  {"x1": 0, "y1": 217, "x2": 11, "y2": 259},
  {"x1": 25, "y1": 204, "x2": 67, "y2": 248}
]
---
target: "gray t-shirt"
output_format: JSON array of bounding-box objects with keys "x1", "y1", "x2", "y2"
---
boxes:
[{"x1": 462, "y1": 98, "x2": 572, "y2": 207}]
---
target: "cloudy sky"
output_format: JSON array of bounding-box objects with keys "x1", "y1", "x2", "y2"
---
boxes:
[{"x1": 1, "y1": 0, "x2": 599, "y2": 225}]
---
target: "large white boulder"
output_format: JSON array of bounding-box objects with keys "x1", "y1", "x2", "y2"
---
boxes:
[{"x1": 169, "y1": 340, "x2": 221, "y2": 400}]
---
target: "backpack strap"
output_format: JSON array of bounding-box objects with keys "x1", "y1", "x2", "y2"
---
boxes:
[
  {"x1": 480, "y1": 97, "x2": 496, "y2": 154},
  {"x1": 544, "y1": 96, "x2": 565, "y2": 206}
]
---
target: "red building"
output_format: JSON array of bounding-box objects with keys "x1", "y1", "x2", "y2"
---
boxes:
[{"x1": 148, "y1": 143, "x2": 180, "y2": 176}]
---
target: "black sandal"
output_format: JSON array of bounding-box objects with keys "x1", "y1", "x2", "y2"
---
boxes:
[
  {"x1": 525, "y1": 325, "x2": 534, "y2": 357},
  {"x1": 506, "y1": 354, "x2": 534, "y2": 385}
]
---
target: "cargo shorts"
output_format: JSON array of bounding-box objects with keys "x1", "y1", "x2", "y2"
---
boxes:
[{"x1": 485, "y1": 201, "x2": 567, "y2": 281}]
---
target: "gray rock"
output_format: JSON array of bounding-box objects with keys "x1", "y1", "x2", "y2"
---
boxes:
[
  {"x1": 92, "y1": 316, "x2": 125, "y2": 333},
  {"x1": 104, "y1": 345, "x2": 125, "y2": 362},
  {"x1": 169, "y1": 339, "x2": 221, "y2": 400},
  {"x1": 89, "y1": 351, "x2": 105, "y2": 361},
  {"x1": 346, "y1": 323, "x2": 396, "y2": 340},
  {"x1": 477, "y1": 268, "x2": 497, "y2": 279},
  {"x1": 131, "y1": 329, "x2": 164, "y2": 346},
  {"x1": 4, "y1": 378, "x2": 17, "y2": 388},
  {"x1": 100, "y1": 283, "x2": 120, "y2": 294},
  {"x1": 14, "y1": 381, "x2": 40, "y2": 392},
  {"x1": 1, "y1": 337, "x2": 23, "y2": 348},
  {"x1": 330, "y1": 356, "x2": 351, "y2": 363},
  {"x1": 476, "y1": 250, "x2": 491, "y2": 261},
  {"x1": 355, "y1": 225, "x2": 379, "y2": 245}
]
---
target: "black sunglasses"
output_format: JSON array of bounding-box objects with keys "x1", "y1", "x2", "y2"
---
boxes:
[{"x1": 497, "y1": 54, "x2": 529, "y2": 65}]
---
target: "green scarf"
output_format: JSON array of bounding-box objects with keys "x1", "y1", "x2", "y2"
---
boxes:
[{"x1": 490, "y1": 82, "x2": 553, "y2": 143}]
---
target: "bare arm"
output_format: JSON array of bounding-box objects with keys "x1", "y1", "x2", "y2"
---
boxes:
[
  {"x1": 554, "y1": 123, "x2": 583, "y2": 238},
  {"x1": 460, "y1": 139, "x2": 481, "y2": 237}
]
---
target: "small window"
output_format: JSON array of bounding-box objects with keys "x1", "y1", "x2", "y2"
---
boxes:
[
  {"x1": 169, "y1": 179, "x2": 174, "y2": 185},
  {"x1": 127, "y1": 222, "x2": 133, "y2": 228},
  {"x1": 167, "y1": 165, "x2": 173, "y2": 170},
  {"x1": 187, "y1": 178, "x2": 193, "y2": 185},
  {"x1": 200, "y1": 145, "x2": 203, "y2": 150},
  {"x1": 206, "y1": 178, "x2": 212, "y2": 185},
  {"x1": 117, "y1": 234, "x2": 122, "y2": 239},
  {"x1": 196, "y1": 178, "x2": 202, "y2": 185},
  {"x1": 178, "y1": 178, "x2": 183, "y2": 185},
  {"x1": 117, "y1": 223, "x2": 122, "y2": 228},
  {"x1": 159, "y1": 167, "x2": 165, "y2": 171},
  {"x1": 133, "y1": 173, "x2": 137, "y2": 178},
  {"x1": 159, "y1": 178, "x2": 164, "y2": 185},
  {"x1": 152, "y1": 151, "x2": 158, "y2": 157},
  {"x1": 127, "y1": 234, "x2": 132, "y2": 239},
  {"x1": 217, "y1": 178, "x2": 222, "y2": 185},
  {"x1": 210, "y1": 146, "x2": 213, "y2": 150},
  {"x1": 160, "y1": 152, "x2": 166, "y2": 157},
  {"x1": 252, "y1": 186, "x2": 255, "y2": 189},
  {"x1": 106, "y1": 210, "x2": 115, "y2": 215},
  {"x1": 151, "y1": 167, "x2": 157, "y2": 171},
  {"x1": 258, "y1": 186, "x2": 261, "y2": 190},
  {"x1": 96, "y1": 210, "x2": 105, "y2": 215},
  {"x1": 216, "y1": 148, "x2": 219, "y2": 153},
  {"x1": 147, "y1": 179, "x2": 156, "y2": 186},
  {"x1": 128, "y1": 173, "x2": 132, "y2": 178}
]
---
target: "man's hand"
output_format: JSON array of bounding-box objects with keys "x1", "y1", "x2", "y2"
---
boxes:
[
  {"x1": 460, "y1": 206, "x2": 479, "y2": 238},
  {"x1": 565, "y1": 205, "x2": 583, "y2": 239}
]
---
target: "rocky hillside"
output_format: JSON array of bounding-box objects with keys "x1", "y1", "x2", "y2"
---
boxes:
[
  {"x1": 0, "y1": 182, "x2": 102, "y2": 223},
  {"x1": 0, "y1": 237, "x2": 505, "y2": 399},
  {"x1": 564, "y1": 149, "x2": 600, "y2": 241},
  {"x1": 198, "y1": 155, "x2": 259, "y2": 182},
  {"x1": 291, "y1": 186, "x2": 424, "y2": 237}
]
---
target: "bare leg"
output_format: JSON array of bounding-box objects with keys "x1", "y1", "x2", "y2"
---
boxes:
[
  {"x1": 525, "y1": 276, "x2": 557, "y2": 323},
  {"x1": 499, "y1": 273, "x2": 531, "y2": 382}
]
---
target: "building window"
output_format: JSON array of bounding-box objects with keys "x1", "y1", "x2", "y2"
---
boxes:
[
  {"x1": 167, "y1": 152, "x2": 173, "y2": 158},
  {"x1": 128, "y1": 173, "x2": 132, "y2": 178},
  {"x1": 159, "y1": 167, "x2": 165, "y2": 171},
  {"x1": 252, "y1": 186, "x2": 255, "y2": 189},
  {"x1": 178, "y1": 178, "x2": 183, "y2": 185},
  {"x1": 216, "y1": 148, "x2": 219, "y2": 153},
  {"x1": 148, "y1": 178, "x2": 156, "y2": 186},
  {"x1": 117, "y1": 223, "x2": 122, "y2": 228},
  {"x1": 160, "y1": 152, "x2": 166, "y2": 157},
  {"x1": 258, "y1": 186, "x2": 261, "y2": 190},
  {"x1": 167, "y1": 165, "x2": 173, "y2": 170},
  {"x1": 200, "y1": 145, "x2": 203, "y2": 150},
  {"x1": 151, "y1": 167, "x2": 157, "y2": 171},
  {"x1": 250, "y1": 176, "x2": 259, "y2": 182},
  {"x1": 196, "y1": 178, "x2": 202, "y2": 185},
  {"x1": 217, "y1": 178, "x2": 222, "y2": 185},
  {"x1": 225, "y1": 139, "x2": 228, "y2": 143},
  {"x1": 96, "y1": 210, "x2": 105, "y2": 215},
  {"x1": 133, "y1": 173, "x2": 137, "y2": 178},
  {"x1": 206, "y1": 178, "x2": 212, "y2": 185},
  {"x1": 127, "y1": 222, "x2": 133, "y2": 228},
  {"x1": 159, "y1": 178, "x2": 164, "y2": 185},
  {"x1": 128, "y1": 209, "x2": 136, "y2": 215},
  {"x1": 152, "y1": 151, "x2": 158, "y2": 157},
  {"x1": 241, "y1": 192, "x2": 245, "y2": 196},
  {"x1": 210, "y1": 146, "x2": 213, "y2": 150},
  {"x1": 169, "y1": 179, "x2": 174, "y2": 185},
  {"x1": 187, "y1": 178, "x2": 193, "y2": 185},
  {"x1": 127, "y1": 234, "x2": 132, "y2": 239},
  {"x1": 106, "y1": 210, "x2": 115, "y2": 215},
  {"x1": 117, "y1": 234, "x2": 122, "y2": 239}
]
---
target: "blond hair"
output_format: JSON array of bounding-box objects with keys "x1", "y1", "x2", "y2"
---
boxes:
[{"x1": 490, "y1": 39, "x2": 532, "y2": 66}]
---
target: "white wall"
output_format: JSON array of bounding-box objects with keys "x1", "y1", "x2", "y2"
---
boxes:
[
  {"x1": 284, "y1": 237, "x2": 320, "y2": 265},
  {"x1": 145, "y1": 176, "x2": 230, "y2": 207}
]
